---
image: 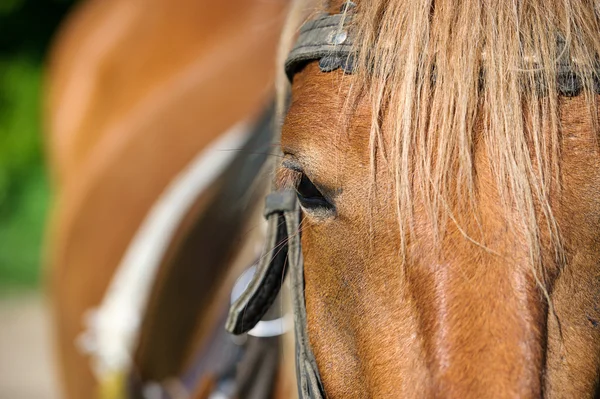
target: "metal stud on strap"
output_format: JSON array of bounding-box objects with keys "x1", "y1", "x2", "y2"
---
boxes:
[{"x1": 284, "y1": 12, "x2": 356, "y2": 80}]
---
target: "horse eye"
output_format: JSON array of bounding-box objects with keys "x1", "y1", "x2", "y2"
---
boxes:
[{"x1": 296, "y1": 173, "x2": 332, "y2": 210}]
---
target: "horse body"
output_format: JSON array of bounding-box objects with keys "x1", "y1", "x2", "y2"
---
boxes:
[
  {"x1": 276, "y1": 0, "x2": 600, "y2": 397},
  {"x1": 45, "y1": 0, "x2": 288, "y2": 397}
]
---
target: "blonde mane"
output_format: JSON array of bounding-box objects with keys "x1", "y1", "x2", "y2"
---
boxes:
[{"x1": 279, "y1": 0, "x2": 600, "y2": 272}]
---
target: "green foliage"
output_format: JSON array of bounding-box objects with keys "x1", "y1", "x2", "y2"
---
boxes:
[
  {"x1": 0, "y1": 57, "x2": 48, "y2": 288},
  {"x1": 0, "y1": 0, "x2": 25, "y2": 16},
  {"x1": 0, "y1": 0, "x2": 78, "y2": 288},
  {"x1": 0, "y1": 57, "x2": 43, "y2": 207},
  {"x1": 0, "y1": 0, "x2": 78, "y2": 60},
  {"x1": 0, "y1": 165, "x2": 49, "y2": 287}
]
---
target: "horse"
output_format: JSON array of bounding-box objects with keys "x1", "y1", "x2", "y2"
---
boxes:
[
  {"x1": 44, "y1": 0, "x2": 292, "y2": 397},
  {"x1": 228, "y1": 0, "x2": 600, "y2": 397}
]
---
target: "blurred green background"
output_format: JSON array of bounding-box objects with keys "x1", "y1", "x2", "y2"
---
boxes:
[{"x1": 0, "y1": 0, "x2": 78, "y2": 289}]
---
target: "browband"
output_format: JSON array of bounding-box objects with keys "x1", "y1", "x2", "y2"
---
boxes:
[
  {"x1": 283, "y1": 2, "x2": 600, "y2": 97},
  {"x1": 284, "y1": 4, "x2": 357, "y2": 80}
]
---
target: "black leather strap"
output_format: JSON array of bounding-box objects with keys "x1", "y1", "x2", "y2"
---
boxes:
[
  {"x1": 283, "y1": 202, "x2": 325, "y2": 399},
  {"x1": 284, "y1": 12, "x2": 356, "y2": 80},
  {"x1": 226, "y1": 190, "x2": 325, "y2": 398},
  {"x1": 226, "y1": 191, "x2": 295, "y2": 335},
  {"x1": 283, "y1": 6, "x2": 600, "y2": 96}
]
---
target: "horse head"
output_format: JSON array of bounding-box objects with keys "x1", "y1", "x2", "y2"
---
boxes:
[{"x1": 275, "y1": 0, "x2": 600, "y2": 397}]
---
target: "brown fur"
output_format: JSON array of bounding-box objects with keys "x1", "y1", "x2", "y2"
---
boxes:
[
  {"x1": 276, "y1": 1, "x2": 600, "y2": 396},
  {"x1": 278, "y1": 60, "x2": 600, "y2": 398}
]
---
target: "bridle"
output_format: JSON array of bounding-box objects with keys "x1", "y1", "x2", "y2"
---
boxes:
[
  {"x1": 227, "y1": 190, "x2": 323, "y2": 398},
  {"x1": 225, "y1": 4, "x2": 357, "y2": 398},
  {"x1": 225, "y1": 2, "x2": 600, "y2": 398}
]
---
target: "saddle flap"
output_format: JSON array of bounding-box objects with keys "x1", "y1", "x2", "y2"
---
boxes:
[{"x1": 226, "y1": 191, "x2": 296, "y2": 335}]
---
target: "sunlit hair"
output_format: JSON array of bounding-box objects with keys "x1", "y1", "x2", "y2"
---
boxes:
[{"x1": 278, "y1": 0, "x2": 600, "y2": 276}]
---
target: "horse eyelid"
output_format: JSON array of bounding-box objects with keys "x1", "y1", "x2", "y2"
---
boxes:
[
  {"x1": 282, "y1": 158, "x2": 304, "y2": 173},
  {"x1": 281, "y1": 156, "x2": 337, "y2": 206}
]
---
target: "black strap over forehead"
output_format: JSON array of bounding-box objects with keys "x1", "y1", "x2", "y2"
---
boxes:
[
  {"x1": 285, "y1": 9, "x2": 357, "y2": 81},
  {"x1": 284, "y1": 3, "x2": 600, "y2": 96}
]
